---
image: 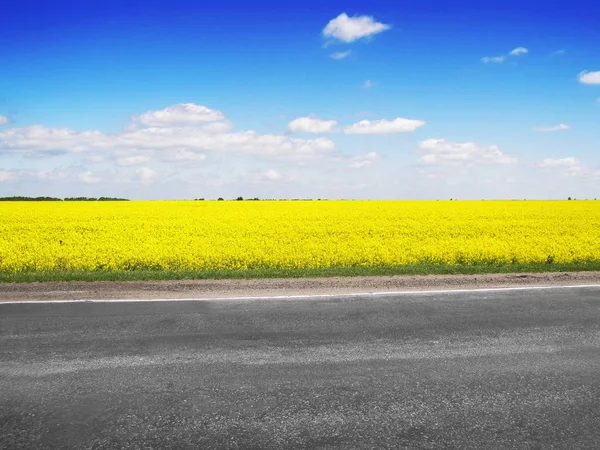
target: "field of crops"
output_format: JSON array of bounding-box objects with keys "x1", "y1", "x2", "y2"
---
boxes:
[{"x1": 1, "y1": 200, "x2": 599, "y2": 274}]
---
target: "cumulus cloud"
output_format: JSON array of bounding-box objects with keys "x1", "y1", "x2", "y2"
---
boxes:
[
  {"x1": 0, "y1": 126, "x2": 108, "y2": 153},
  {"x1": 0, "y1": 169, "x2": 40, "y2": 182},
  {"x1": 79, "y1": 170, "x2": 102, "y2": 184},
  {"x1": 509, "y1": 47, "x2": 528, "y2": 56},
  {"x1": 481, "y1": 56, "x2": 505, "y2": 64},
  {"x1": 117, "y1": 155, "x2": 150, "y2": 166},
  {"x1": 363, "y1": 80, "x2": 375, "y2": 89},
  {"x1": 323, "y1": 13, "x2": 391, "y2": 43},
  {"x1": 0, "y1": 170, "x2": 15, "y2": 181},
  {"x1": 417, "y1": 139, "x2": 518, "y2": 165},
  {"x1": 195, "y1": 120, "x2": 234, "y2": 134},
  {"x1": 86, "y1": 154, "x2": 105, "y2": 164},
  {"x1": 539, "y1": 157, "x2": 580, "y2": 168},
  {"x1": 132, "y1": 103, "x2": 226, "y2": 127},
  {"x1": 35, "y1": 169, "x2": 70, "y2": 181},
  {"x1": 0, "y1": 104, "x2": 337, "y2": 164},
  {"x1": 242, "y1": 169, "x2": 284, "y2": 184},
  {"x1": 263, "y1": 169, "x2": 281, "y2": 180},
  {"x1": 0, "y1": 115, "x2": 10, "y2": 126},
  {"x1": 1, "y1": 165, "x2": 166, "y2": 186},
  {"x1": 344, "y1": 118, "x2": 425, "y2": 135},
  {"x1": 161, "y1": 149, "x2": 206, "y2": 163},
  {"x1": 136, "y1": 167, "x2": 157, "y2": 182},
  {"x1": 532, "y1": 124, "x2": 570, "y2": 132},
  {"x1": 578, "y1": 71, "x2": 600, "y2": 85},
  {"x1": 349, "y1": 151, "x2": 379, "y2": 169},
  {"x1": 287, "y1": 116, "x2": 337, "y2": 134},
  {"x1": 330, "y1": 50, "x2": 351, "y2": 60},
  {"x1": 538, "y1": 157, "x2": 588, "y2": 178}
]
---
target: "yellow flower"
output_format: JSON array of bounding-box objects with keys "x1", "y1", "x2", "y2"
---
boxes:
[{"x1": 0, "y1": 200, "x2": 598, "y2": 272}]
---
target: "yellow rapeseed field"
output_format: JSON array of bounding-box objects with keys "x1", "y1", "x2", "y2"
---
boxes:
[{"x1": 1, "y1": 200, "x2": 599, "y2": 272}]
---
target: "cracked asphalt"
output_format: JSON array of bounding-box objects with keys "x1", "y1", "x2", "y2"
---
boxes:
[{"x1": 1, "y1": 286, "x2": 599, "y2": 449}]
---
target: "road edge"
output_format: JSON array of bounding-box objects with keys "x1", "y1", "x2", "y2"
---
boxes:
[{"x1": 2, "y1": 271, "x2": 600, "y2": 302}]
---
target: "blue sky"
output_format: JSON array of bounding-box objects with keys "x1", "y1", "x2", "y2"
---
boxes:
[{"x1": 1, "y1": 0, "x2": 599, "y2": 199}]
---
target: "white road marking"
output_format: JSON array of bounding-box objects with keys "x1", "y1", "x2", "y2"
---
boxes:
[{"x1": 1, "y1": 284, "x2": 600, "y2": 305}]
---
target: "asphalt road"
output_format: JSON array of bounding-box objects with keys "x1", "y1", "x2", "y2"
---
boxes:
[{"x1": 1, "y1": 287, "x2": 600, "y2": 449}]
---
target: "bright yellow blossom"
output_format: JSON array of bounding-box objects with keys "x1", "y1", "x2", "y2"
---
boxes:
[{"x1": 0, "y1": 200, "x2": 599, "y2": 272}]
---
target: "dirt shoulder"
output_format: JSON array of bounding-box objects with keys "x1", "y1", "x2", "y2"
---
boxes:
[{"x1": 1, "y1": 271, "x2": 600, "y2": 302}]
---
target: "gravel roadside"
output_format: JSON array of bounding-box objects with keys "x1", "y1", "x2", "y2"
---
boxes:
[{"x1": 1, "y1": 271, "x2": 600, "y2": 302}]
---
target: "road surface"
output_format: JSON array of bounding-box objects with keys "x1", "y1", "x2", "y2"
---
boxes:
[{"x1": 1, "y1": 286, "x2": 600, "y2": 449}]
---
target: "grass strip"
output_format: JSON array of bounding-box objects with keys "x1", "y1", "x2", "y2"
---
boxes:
[{"x1": 2, "y1": 262, "x2": 600, "y2": 283}]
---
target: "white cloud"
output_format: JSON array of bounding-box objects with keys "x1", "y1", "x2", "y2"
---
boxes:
[
  {"x1": 0, "y1": 126, "x2": 108, "y2": 153},
  {"x1": 323, "y1": 13, "x2": 391, "y2": 43},
  {"x1": 417, "y1": 139, "x2": 518, "y2": 165},
  {"x1": 0, "y1": 105, "x2": 337, "y2": 164},
  {"x1": 287, "y1": 116, "x2": 337, "y2": 134},
  {"x1": 330, "y1": 50, "x2": 351, "y2": 60},
  {"x1": 344, "y1": 118, "x2": 425, "y2": 135},
  {"x1": 349, "y1": 151, "x2": 379, "y2": 169},
  {"x1": 509, "y1": 47, "x2": 528, "y2": 56},
  {"x1": 538, "y1": 157, "x2": 587, "y2": 178},
  {"x1": 0, "y1": 115, "x2": 10, "y2": 126},
  {"x1": 132, "y1": 103, "x2": 226, "y2": 127},
  {"x1": 0, "y1": 170, "x2": 15, "y2": 181},
  {"x1": 578, "y1": 71, "x2": 600, "y2": 85},
  {"x1": 35, "y1": 169, "x2": 69, "y2": 181},
  {"x1": 0, "y1": 169, "x2": 53, "y2": 182},
  {"x1": 482, "y1": 47, "x2": 527, "y2": 64},
  {"x1": 0, "y1": 170, "x2": 21, "y2": 182},
  {"x1": 532, "y1": 124, "x2": 570, "y2": 132},
  {"x1": 363, "y1": 80, "x2": 375, "y2": 89},
  {"x1": 117, "y1": 155, "x2": 150, "y2": 166},
  {"x1": 79, "y1": 170, "x2": 102, "y2": 184},
  {"x1": 242, "y1": 169, "x2": 285, "y2": 184},
  {"x1": 119, "y1": 128, "x2": 336, "y2": 161},
  {"x1": 264, "y1": 169, "x2": 281, "y2": 180},
  {"x1": 552, "y1": 49, "x2": 566, "y2": 56},
  {"x1": 197, "y1": 120, "x2": 234, "y2": 134},
  {"x1": 481, "y1": 56, "x2": 505, "y2": 64},
  {"x1": 136, "y1": 167, "x2": 157, "y2": 182},
  {"x1": 86, "y1": 154, "x2": 105, "y2": 163},
  {"x1": 1, "y1": 165, "x2": 169, "y2": 186},
  {"x1": 162, "y1": 149, "x2": 206, "y2": 163},
  {"x1": 539, "y1": 157, "x2": 580, "y2": 168}
]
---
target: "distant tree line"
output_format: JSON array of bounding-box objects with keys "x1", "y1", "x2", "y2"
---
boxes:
[
  {"x1": 64, "y1": 197, "x2": 129, "y2": 201},
  {"x1": 0, "y1": 196, "x2": 62, "y2": 201},
  {"x1": 195, "y1": 197, "x2": 317, "y2": 201},
  {"x1": 0, "y1": 196, "x2": 129, "y2": 201}
]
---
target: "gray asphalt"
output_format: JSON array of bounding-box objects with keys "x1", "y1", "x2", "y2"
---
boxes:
[{"x1": 1, "y1": 287, "x2": 600, "y2": 449}]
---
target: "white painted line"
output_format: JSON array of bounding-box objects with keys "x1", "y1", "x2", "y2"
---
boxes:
[{"x1": 1, "y1": 284, "x2": 600, "y2": 305}]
